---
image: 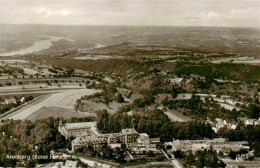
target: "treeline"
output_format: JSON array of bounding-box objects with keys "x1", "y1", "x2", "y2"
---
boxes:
[
  {"x1": 162, "y1": 94, "x2": 260, "y2": 120},
  {"x1": 0, "y1": 118, "x2": 63, "y2": 167},
  {"x1": 97, "y1": 109, "x2": 260, "y2": 157},
  {"x1": 0, "y1": 117, "x2": 95, "y2": 167},
  {"x1": 173, "y1": 62, "x2": 260, "y2": 82},
  {"x1": 76, "y1": 144, "x2": 127, "y2": 164},
  {"x1": 28, "y1": 57, "x2": 169, "y2": 75},
  {"x1": 177, "y1": 150, "x2": 226, "y2": 168},
  {"x1": 97, "y1": 109, "x2": 215, "y2": 142},
  {"x1": 0, "y1": 66, "x2": 24, "y2": 75},
  {"x1": 29, "y1": 57, "x2": 260, "y2": 82}
]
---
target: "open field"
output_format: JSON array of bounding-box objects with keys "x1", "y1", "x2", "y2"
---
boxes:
[
  {"x1": 212, "y1": 56, "x2": 260, "y2": 65},
  {"x1": 74, "y1": 55, "x2": 123, "y2": 60},
  {"x1": 176, "y1": 93, "x2": 242, "y2": 111},
  {"x1": 3, "y1": 88, "x2": 100, "y2": 120},
  {"x1": 26, "y1": 106, "x2": 94, "y2": 121},
  {"x1": 164, "y1": 110, "x2": 191, "y2": 122},
  {"x1": 78, "y1": 100, "x2": 120, "y2": 114},
  {"x1": 157, "y1": 105, "x2": 191, "y2": 122}
]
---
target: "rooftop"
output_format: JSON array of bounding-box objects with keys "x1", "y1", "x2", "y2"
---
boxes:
[
  {"x1": 64, "y1": 160, "x2": 77, "y2": 168},
  {"x1": 65, "y1": 122, "x2": 96, "y2": 130},
  {"x1": 121, "y1": 128, "x2": 138, "y2": 134},
  {"x1": 73, "y1": 134, "x2": 107, "y2": 144},
  {"x1": 138, "y1": 133, "x2": 149, "y2": 141}
]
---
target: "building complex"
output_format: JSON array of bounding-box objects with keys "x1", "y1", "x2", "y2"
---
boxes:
[{"x1": 58, "y1": 121, "x2": 160, "y2": 153}]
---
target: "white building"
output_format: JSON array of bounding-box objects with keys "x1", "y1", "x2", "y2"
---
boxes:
[
  {"x1": 58, "y1": 121, "x2": 98, "y2": 139},
  {"x1": 172, "y1": 138, "x2": 249, "y2": 154},
  {"x1": 5, "y1": 97, "x2": 16, "y2": 105}
]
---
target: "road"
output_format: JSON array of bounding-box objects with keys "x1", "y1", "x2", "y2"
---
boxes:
[{"x1": 0, "y1": 85, "x2": 86, "y2": 96}]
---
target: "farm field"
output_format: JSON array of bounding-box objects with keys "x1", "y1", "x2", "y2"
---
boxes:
[
  {"x1": 212, "y1": 56, "x2": 260, "y2": 65},
  {"x1": 26, "y1": 106, "x2": 94, "y2": 121},
  {"x1": 3, "y1": 88, "x2": 100, "y2": 120}
]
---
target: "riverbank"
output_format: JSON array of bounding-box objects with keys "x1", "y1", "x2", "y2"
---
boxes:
[{"x1": 0, "y1": 35, "x2": 74, "y2": 56}]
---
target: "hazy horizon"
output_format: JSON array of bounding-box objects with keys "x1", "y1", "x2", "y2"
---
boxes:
[
  {"x1": 0, "y1": 0, "x2": 259, "y2": 28},
  {"x1": 1, "y1": 24, "x2": 260, "y2": 29}
]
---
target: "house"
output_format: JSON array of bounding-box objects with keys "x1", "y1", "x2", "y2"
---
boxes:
[
  {"x1": 212, "y1": 118, "x2": 237, "y2": 132},
  {"x1": 64, "y1": 160, "x2": 77, "y2": 168},
  {"x1": 5, "y1": 97, "x2": 16, "y2": 105},
  {"x1": 245, "y1": 119, "x2": 254, "y2": 125},
  {"x1": 170, "y1": 78, "x2": 183, "y2": 84},
  {"x1": 215, "y1": 118, "x2": 227, "y2": 129},
  {"x1": 231, "y1": 124, "x2": 237, "y2": 130},
  {"x1": 20, "y1": 97, "x2": 25, "y2": 103},
  {"x1": 239, "y1": 117, "x2": 260, "y2": 126},
  {"x1": 254, "y1": 119, "x2": 260, "y2": 125}
]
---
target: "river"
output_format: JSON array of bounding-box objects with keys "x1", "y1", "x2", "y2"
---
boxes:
[{"x1": 0, "y1": 35, "x2": 74, "y2": 56}]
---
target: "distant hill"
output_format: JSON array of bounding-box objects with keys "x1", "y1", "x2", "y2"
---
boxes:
[{"x1": 1, "y1": 25, "x2": 259, "y2": 57}]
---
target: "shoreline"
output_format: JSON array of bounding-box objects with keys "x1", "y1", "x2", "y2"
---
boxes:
[{"x1": 0, "y1": 35, "x2": 74, "y2": 57}]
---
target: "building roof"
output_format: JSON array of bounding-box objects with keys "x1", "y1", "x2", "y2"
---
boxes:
[
  {"x1": 172, "y1": 140, "x2": 182, "y2": 151},
  {"x1": 108, "y1": 133, "x2": 121, "y2": 138},
  {"x1": 65, "y1": 122, "x2": 96, "y2": 130},
  {"x1": 5, "y1": 97, "x2": 16, "y2": 104},
  {"x1": 64, "y1": 160, "x2": 77, "y2": 168},
  {"x1": 138, "y1": 133, "x2": 149, "y2": 141},
  {"x1": 255, "y1": 120, "x2": 260, "y2": 125},
  {"x1": 73, "y1": 133, "x2": 107, "y2": 144},
  {"x1": 149, "y1": 138, "x2": 160, "y2": 143},
  {"x1": 191, "y1": 143, "x2": 210, "y2": 151},
  {"x1": 179, "y1": 138, "x2": 227, "y2": 144},
  {"x1": 5, "y1": 97, "x2": 16, "y2": 101},
  {"x1": 121, "y1": 128, "x2": 138, "y2": 134}
]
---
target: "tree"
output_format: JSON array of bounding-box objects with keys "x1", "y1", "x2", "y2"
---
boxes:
[
  {"x1": 117, "y1": 93, "x2": 124, "y2": 103},
  {"x1": 173, "y1": 150, "x2": 184, "y2": 159},
  {"x1": 229, "y1": 150, "x2": 236, "y2": 160},
  {"x1": 55, "y1": 133, "x2": 66, "y2": 149},
  {"x1": 246, "y1": 104, "x2": 260, "y2": 119},
  {"x1": 171, "y1": 86, "x2": 178, "y2": 98},
  {"x1": 147, "y1": 150, "x2": 155, "y2": 157},
  {"x1": 26, "y1": 160, "x2": 36, "y2": 168}
]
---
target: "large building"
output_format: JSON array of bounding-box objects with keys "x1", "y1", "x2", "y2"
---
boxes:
[
  {"x1": 71, "y1": 131, "x2": 108, "y2": 152},
  {"x1": 172, "y1": 138, "x2": 249, "y2": 154},
  {"x1": 59, "y1": 121, "x2": 160, "y2": 153},
  {"x1": 108, "y1": 128, "x2": 139, "y2": 145},
  {"x1": 58, "y1": 121, "x2": 98, "y2": 139}
]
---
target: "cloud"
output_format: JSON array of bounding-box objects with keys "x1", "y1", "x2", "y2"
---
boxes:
[
  {"x1": 229, "y1": 8, "x2": 259, "y2": 20},
  {"x1": 184, "y1": 12, "x2": 221, "y2": 21},
  {"x1": 183, "y1": 7, "x2": 259, "y2": 22},
  {"x1": 35, "y1": 8, "x2": 72, "y2": 16}
]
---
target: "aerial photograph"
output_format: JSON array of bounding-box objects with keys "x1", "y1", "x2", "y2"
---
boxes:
[{"x1": 0, "y1": 0, "x2": 259, "y2": 167}]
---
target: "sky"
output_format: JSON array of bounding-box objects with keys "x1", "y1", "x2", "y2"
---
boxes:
[{"x1": 0, "y1": 0, "x2": 259, "y2": 27}]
